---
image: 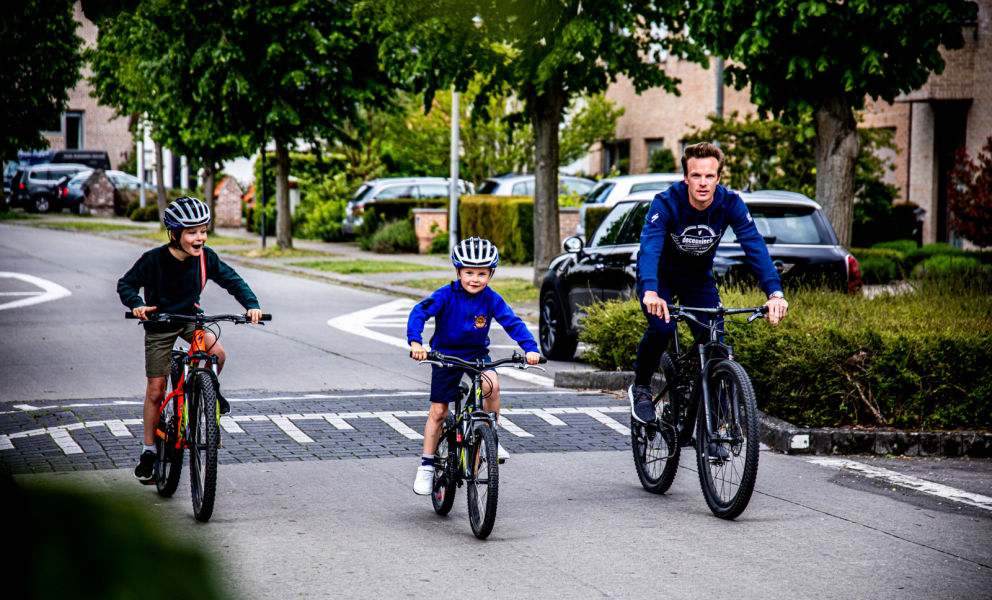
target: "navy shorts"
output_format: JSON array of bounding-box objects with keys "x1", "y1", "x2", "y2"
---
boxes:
[{"x1": 429, "y1": 351, "x2": 491, "y2": 404}]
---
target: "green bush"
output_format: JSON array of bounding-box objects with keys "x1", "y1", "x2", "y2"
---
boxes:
[
  {"x1": 368, "y1": 219, "x2": 418, "y2": 253},
  {"x1": 459, "y1": 195, "x2": 534, "y2": 263},
  {"x1": 294, "y1": 172, "x2": 352, "y2": 242},
  {"x1": 585, "y1": 205, "x2": 611, "y2": 239},
  {"x1": 872, "y1": 239, "x2": 917, "y2": 256},
  {"x1": 129, "y1": 204, "x2": 160, "y2": 222},
  {"x1": 578, "y1": 284, "x2": 992, "y2": 431},
  {"x1": 912, "y1": 254, "x2": 987, "y2": 279},
  {"x1": 356, "y1": 198, "x2": 446, "y2": 248},
  {"x1": 125, "y1": 199, "x2": 140, "y2": 218},
  {"x1": 429, "y1": 231, "x2": 449, "y2": 254},
  {"x1": 852, "y1": 247, "x2": 906, "y2": 283}
]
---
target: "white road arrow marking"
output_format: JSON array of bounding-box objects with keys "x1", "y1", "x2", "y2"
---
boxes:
[{"x1": 0, "y1": 272, "x2": 71, "y2": 311}]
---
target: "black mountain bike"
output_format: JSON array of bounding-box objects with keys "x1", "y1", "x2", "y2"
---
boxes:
[
  {"x1": 418, "y1": 351, "x2": 546, "y2": 539},
  {"x1": 127, "y1": 311, "x2": 271, "y2": 521},
  {"x1": 630, "y1": 304, "x2": 766, "y2": 520}
]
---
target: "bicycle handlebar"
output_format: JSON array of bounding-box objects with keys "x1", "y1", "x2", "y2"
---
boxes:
[
  {"x1": 125, "y1": 312, "x2": 272, "y2": 324},
  {"x1": 419, "y1": 350, "x2": 547, "y2": 372},
  {"x1": 669, "y1": 305, "x2": 768, "y2": 328}
]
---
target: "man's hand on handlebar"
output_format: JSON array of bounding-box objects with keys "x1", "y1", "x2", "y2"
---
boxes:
[
  {"x1": 764, "y1": 296, "x2": 789, "y2": 326},
  {"x1": 132, "y1": 305, "x2": 157, "y2": 321},
  {"x1": 642, "y1": 290, "x2": 670, "y2": 322},
  {"x1": 410, "y1": 341, "x2": 427, "y2": 361}
]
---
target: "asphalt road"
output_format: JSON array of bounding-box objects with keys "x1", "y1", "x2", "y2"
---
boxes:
[{"x1": 2, "y1": 221, "x2": 990, "y2": 599}]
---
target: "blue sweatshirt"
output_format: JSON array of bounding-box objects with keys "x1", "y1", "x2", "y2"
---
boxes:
[
  {"x1": 407, "y1": 280, "x2": 539, "y2": 358},
  {"x1": 637, "y1": 182, "x2": 782, "y2": 296}
]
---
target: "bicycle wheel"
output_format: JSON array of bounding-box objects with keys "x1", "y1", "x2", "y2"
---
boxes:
[
  {"x1": 155, "y1": 354, "x2": 184, "y2": 497},
  {"x1": 188, "y1": 372, "x2": 219, "y2": 522},
  {"x1": 432, "y1": 413, "x2": 457, "y2": 515},
  {"x1": 466, "y1": 422, "x2": 499, "y2": 539},
  {"x1": 696, "y1": 360, "x2": 759, "y2": 520},
  {"x1": 630, "y1": 353, "x2": 681, "y2": 494}
]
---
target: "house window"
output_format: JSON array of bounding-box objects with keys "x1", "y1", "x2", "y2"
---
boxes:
[
  {"x1": 65, "y1": 112, "x2": 83, "y2": 149},
  {"x1": 602, "y1": 140, "x2": 630, "y2": 175}
]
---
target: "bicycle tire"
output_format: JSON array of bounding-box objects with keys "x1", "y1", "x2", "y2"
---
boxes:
[
  {"x1": 630, "y1": 353, "x2": 681, "y2": 494},
  {"x1": 432, "y1": 413, "x2": 457, "y2": 515},
  {"x1": 188, "y1": 372, "x2": 219, "y2": 522},
  {"x1": 155, "y1": 354, "x2": 185, "y2": 497},
  {"x1": 466, "y1": 422, "x2": 499, "y2": 539},
  {"x1": 696, "y1": 360, "x2": 759, "y2": 520}
]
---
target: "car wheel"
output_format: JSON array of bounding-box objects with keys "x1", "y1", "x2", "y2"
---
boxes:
[
  {"x1": 32, "y1": 194, "x2": 54, "y2": 213},
  {"x1": 539, "y1": 289, "x2": 578, "y2": 360}
]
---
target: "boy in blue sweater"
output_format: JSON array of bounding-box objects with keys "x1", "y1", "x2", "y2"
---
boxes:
[
  {"x1": 630, "y1": 142, "x2": 789, "y2": 424},
  {"x1": 408, "y1": 237, "x2": 540, "y2": 495}
]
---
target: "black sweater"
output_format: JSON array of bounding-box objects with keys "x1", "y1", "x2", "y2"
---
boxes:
[{"x1": 118, "y1": 245, "x2": 259, "y2": 332}]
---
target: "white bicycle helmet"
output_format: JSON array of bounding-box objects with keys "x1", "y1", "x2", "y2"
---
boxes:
[
  {"x1": 452, "y1": 237, "x2": 500, "y2": 268},
  {"x1": 163, "y1": 196, "x2": 211, "y2": 230}
]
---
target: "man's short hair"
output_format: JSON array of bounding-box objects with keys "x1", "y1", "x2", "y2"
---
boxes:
[{"x1": 681, "y1": 142, "x2": 725, "y2": 176}]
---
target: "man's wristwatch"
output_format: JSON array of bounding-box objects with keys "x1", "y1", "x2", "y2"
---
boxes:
[{"x1": 768, "y1": 291, "x2": 785, "y2": 299}]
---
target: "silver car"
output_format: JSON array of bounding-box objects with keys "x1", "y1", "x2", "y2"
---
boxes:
[{"x1": 343, "y1": 177, "x2": 474, "y2": 234}]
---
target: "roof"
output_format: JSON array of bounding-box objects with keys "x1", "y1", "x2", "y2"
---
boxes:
[{"x1": 621, "y1": 188, "x2": 821, "y2": 209}]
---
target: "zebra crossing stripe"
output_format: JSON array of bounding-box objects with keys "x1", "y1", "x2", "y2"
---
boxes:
[
  {"x1": 497, "y1": 416, "x2": 532, "y2": 438},
  {"x1": 578, "y1": 409, "x2": 630, "y2": 436},
  {"x1": 50, "y1": 426, "x2": 84, "y2": 454},
  {"x1": 375, "y1": 412, "x2": 423, "y2": 440},
  {"x1": 323, "y1": 415, "x2": 355, "y2": 430},
  {"x1": 270, "y1": 416, "x2": 315, "y2": 443},
  {"x1": 104, "y1": 419, "x2": 133, "y2": 437},
  {"x1": 220, "y1": 416, "x2": 245, "y2": 434}
]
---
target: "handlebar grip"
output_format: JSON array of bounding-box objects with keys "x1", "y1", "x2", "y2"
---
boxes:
[
  {"x1": 259, "y1": 314, "x2": 272, "y2": 321},
  {"x1": 124, "y1": 312, "x2": 137, "y2": 319},
  {"x1": 538, "y1": 357, "x2": 548, "y2": 364}
]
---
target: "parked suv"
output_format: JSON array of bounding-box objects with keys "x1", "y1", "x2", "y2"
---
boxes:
[
  {"x1": 537, "y1": 190, "x2": 861, "y2": 359},
  {"x1": 343, "y1": 177, "x2": 474, "y2": 234},
  {"x1": 10, "y1": 163, "x2": 91, "y2": 213},
  {"x1": 476, "y1": 173, "x2": 595, "y2": 198},
  {"x1": 575, "y1": 173, "x2": 682, "y2": 237},
  {"x1": 57, "y1": 169, "x2": 155, "y2": 214}
]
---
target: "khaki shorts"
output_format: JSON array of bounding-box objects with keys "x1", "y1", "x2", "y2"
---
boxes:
[{"x1": 144, "y1": 324, "x2": 196, "y2": 378}]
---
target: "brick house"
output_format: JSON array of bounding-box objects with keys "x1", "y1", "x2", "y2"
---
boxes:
[{"x1": 592, "y1": 1, "x2": 991, "y2": 246}]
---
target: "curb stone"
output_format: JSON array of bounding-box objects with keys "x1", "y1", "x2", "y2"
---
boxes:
[{"x1": 554, "y1": 370, "x2": 992, "y2": 458}]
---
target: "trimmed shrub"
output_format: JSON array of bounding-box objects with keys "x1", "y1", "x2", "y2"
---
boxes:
[
  {"x1": 872, "y1": 239, "x2": 917, "y2": 256},
  {"x1": 459, "y1": 195, "x2": 534, "y2": 263},
  {"x1": 368, "y1": 219, "x2": 418, "y2": 254},
  {"x1": 429, "y1": 231, "x2": 449, "y2": 254},
  {"x1": 129, "y1": 205, "x2": 159, "y2": 222},
  {"x1": 578, "y1": 284, "x2": 992, "y2": 431},
  {"x1": 851, "y1": 247, "x2": 906, "y2": 283}
]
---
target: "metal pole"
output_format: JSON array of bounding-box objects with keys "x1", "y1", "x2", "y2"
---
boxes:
[
  {"x1": 260, "y1": 143, "x2": 266, "y2": 250},
  {"x1": 137, "y1": 118, "x2": 146, "y2": 208},
  {"x1": 715, "y1": 57, "x2": 724, "y2": 119},
  {"x1": 449, "y1": 89, "x2": 460, "y2": 253}
]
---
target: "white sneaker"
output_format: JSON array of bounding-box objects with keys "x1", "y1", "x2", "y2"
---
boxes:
[
  {"x1": 497, "y1": 443, "x2": 510, "y2": 462},
  {"x1": 413, "y1": 464, "x2": 434, "y2": 495}
]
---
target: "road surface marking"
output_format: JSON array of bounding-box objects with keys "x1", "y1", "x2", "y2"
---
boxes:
[
  {"x1": 0, "y1": 272, "x2": 71, "y2": 311},
  {"x1": 270, "y1": 415, "x2": 315, "y2": 443},
  {"x1": 497, "y1": 416, "x2": 532, "y2": 438},
  {"x1": 809, "y1": 457, "x2": 992, "y2": 512}
]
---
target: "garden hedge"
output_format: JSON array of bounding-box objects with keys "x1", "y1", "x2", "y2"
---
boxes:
[
  {"x1": 458, "y1": 195, "x2": 534, "y2": 263},
  {"x1": 578, "y1": 282, "x2": 991, "y2": 431}
]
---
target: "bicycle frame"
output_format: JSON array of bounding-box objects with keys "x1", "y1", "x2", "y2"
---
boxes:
[{"x1": 158, "y1": 318, "x2": 221, "y2": 450}]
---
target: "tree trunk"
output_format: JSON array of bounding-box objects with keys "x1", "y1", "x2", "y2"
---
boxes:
[
  {"x1": 154, "y1": 141, "x2": 168, "y2": 216},
  {"x1": 275, "y1": 139, "x2": 293, "y2": 249},
  {"x1": 814, "y1": 95, "x2": 859, "y2": 247},
  {"x1": 202, "y1": 162, "x2": 216, "y2": 233},
  {"x1": 529, "y1": 81, "x2": 566, "y2": 286}
]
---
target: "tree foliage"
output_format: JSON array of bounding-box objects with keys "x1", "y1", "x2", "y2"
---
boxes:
[
  {"x1": 0, "y1": 0, "x2": 84, "y2": 161},
  {"x1": 948, "y1": 136, "x2": 992, "y2": 248},
  {"x1": 684, "y1": 0, "x2": 977, "y2": 246}
]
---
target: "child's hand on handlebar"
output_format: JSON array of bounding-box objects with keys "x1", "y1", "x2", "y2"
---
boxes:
[
  {"x1": 525, "y1": 351, "x2": 541, "y2": 365},
  {"x1": 133, "y1": 305, "x2": 157, "y2": 320},
  {"x1": 410, "y1": 342, "x2": 427, "y2": 361},
  {"x1": 246, "y1": 308, "x2": 262, "y2": 324}
]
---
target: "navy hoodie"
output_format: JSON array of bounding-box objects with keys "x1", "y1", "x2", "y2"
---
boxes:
[
  {"x1": 637, "y1": 181, "x2": 782, "y2": 296},
  {"x1": 407, "y1": 280, "x2": 539, "y2": 358}
]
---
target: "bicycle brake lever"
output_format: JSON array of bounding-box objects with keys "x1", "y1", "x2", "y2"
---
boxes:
[{"x1": 746, "y1": 311, "x2": 766, "y2": 323}]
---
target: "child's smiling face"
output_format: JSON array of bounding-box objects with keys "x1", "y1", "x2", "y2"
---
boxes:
[
  {"x1": 179, "y1": 225, "x2": 208, "y2": 256},
  {"x1": 458, "y1": 266, "x2": 492, "y2": 294}
]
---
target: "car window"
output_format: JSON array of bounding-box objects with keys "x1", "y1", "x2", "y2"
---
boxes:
[
  {"x1": 374, "y1": 185, "x2": 415, "y2": 200},
  {"x1": 721, "y1": 205, "x2": 828, "y2": 245},
  {"x1": 477, "y1": 180, "x2": 499, "y2": 194},
  {"x1": 512, "y1": 180, "x2": 534, "y2": 195},
  {"x1": 630, "y1": 182, "x2": 673, "y2": 194},
  {"x1": 417, "y1": 184, "x2": 449, "y2": 199},
  {"x1": 562, "y1": 179, "x2": 594, "y2": 197},
  {"x1": 614, "y1": 202, "x2": 651, "y2": 245},
  {"x1": 590, "y1": 202, "x2": 639, "y2": 247},
  {"x1": 351, "y1": 184, "x2": 373, "y2": 203},
  {"x1": 584, "y1": 182, "x2": 614, "y2": 205}
]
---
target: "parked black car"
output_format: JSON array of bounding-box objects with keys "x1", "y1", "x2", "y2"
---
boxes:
[
  {"x1": 538, "y1": 190, "x2": 862, "y2": 359},
  {"x1": 9, "y1": 163, "x2": 91, "y2": 213}
]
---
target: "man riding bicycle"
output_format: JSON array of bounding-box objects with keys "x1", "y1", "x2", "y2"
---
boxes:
[{"x1": 629, "y1": 142, "x2": 789, "y2": 425}]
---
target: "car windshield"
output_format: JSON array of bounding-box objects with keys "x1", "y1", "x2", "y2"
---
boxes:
[
  {"x1": 477, "y1": 180, "x2": 500, "y2": 194},
  {"x1": 350, "y1": 184, "x2": 373, "y2": 204},
  {"x1": 562, "y1": 179, "x2": 594, "y2": 197},
  {"x1": 722, "y1": 205, "x2": 828, "y2": 245},
  {"x1": 590, "y1": 202, "x2": 640, "y2": 247},
  {"x1": 630, "y1": 181, "x2": 674, "y2": 194},
  {"x1": 584, "y1": 182, "x2": 614, "y2": 205},
  {"x1": 68, "y1": 172, "x2": 92, "y2": 185}
]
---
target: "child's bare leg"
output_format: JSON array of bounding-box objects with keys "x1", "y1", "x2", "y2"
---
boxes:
[
  {"x1": 143, "y1": 377, "x2": 167, "y2": 446},
  {"x1": 423, "y1": 401, "x2": 449, "y2": 456},
  {"x1": 204, "y1": 332, "x2": 225, "y2": 373},
  {"x1": 482, "y1": 370, "x2": 501, "y2": 423}
]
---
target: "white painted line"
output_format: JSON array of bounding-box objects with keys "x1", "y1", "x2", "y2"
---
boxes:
[
  {"x1": 496, "y1": 416, "x2": 532, "y2": 438},
  {"x1": 323, "y1": 415, "x2": 355, "y2": 430},
  {"x1": 0, "y1": 435, "x2": 12, "y2": 451},
  {"x1": 13, "y1": 404, "x2": 39, "y2": 411},
  {"x1": 0, "y1": 272, "x2": 71, "y2": 311},
  {"x1": 270, "y1": 416, "x2": 314, "y2": 443},
  {"x1": 49, "y1": 427, "x2": 84, "y2": 454},
  {"x1": 809, "y1": 457, "x2": 992, "y2": 512},
  {"x1": 578, "y1": 409, "x2": 630, "y2": 436},
  {"x1": 375, "y1": 412, "x2": 423, "y2": 440},
  {"x1": 220, "y1": 416, "x2": 245, "y2": 434},
  {"x1": 102, "y1": 419, "x2": 133, "y2": 437},
  {"x1": 521, "y1": 408, "x2": 567, "y2": 426}
]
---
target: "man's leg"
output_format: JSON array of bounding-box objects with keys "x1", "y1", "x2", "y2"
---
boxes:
[{"x1": 630, "y1": 285, "x2": 676, "y2": 423}]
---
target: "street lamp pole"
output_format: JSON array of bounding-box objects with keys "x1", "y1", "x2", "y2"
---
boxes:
[{"x1": 449, "y1": 89, "x2": 460, "y2": 253}]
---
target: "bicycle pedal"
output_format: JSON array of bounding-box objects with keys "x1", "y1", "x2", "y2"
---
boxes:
[{"x1": 497, "y1": 458, "x2": 506, "y2": 465}]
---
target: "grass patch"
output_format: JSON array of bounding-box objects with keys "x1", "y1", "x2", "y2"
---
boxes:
[
  {"x1": 226, "y1": 247, "x2": 335, "y2": 258},
  {"x1": 291, "y1": 259, "x2": 437, "y2": 274},
  {"x1": 0, "y1": 211, "x2": 38, "y2": 220},
  {"x1": 403, "y1": 277, "x2": 539, "y2": 303},
  {"x1": 130, "y1": 231, "x2": 253, "y2": 246},
  {"x1": 32, "y1": 220, "x2": 144, "y2": 232}
]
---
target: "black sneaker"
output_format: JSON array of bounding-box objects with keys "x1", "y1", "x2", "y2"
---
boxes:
[
  {"x1": 707, "y1": 442, "x2": 731, "y2": 462},
  {"x1": 217, "y1": 391, "x2": 230, "y2": 415},
  {"x1": 628, "y1": 384, "x2": 657, "y2": 424},
  {"x1": 134, "y1": 450, "x2": 156, "y2": 482}
]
